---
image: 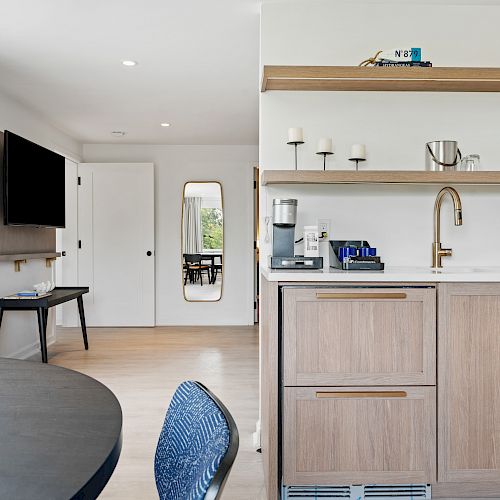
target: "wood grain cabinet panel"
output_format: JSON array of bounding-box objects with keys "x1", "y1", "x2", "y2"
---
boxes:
[
  {"x1": 283, "y1": 287, "x2": 436, "y2": 386},
  {"x1": 283, "y1": 386, "x2": 436, "y2": 485},
  {"x1": 260, "y1": 277, "x2": 280, "y2": 500},
  {"x1": 438, "y1": 283, "x2": 500, "y2": 483}
]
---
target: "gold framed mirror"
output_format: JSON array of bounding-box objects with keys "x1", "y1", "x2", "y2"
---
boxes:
[{"x1": 182, "y1": 181, "x2": 223, "y2": 302}]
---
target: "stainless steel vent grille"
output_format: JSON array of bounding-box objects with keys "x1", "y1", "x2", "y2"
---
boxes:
[
  {"x1": 283, "y1": 485, "x2": 350, "y2": 498},
  {"x1": 363, "y1": 484, "x2": 431, "y2": 498},
  {"x1": 282, "y1": 484, "x2": 431, "y2": 499}
]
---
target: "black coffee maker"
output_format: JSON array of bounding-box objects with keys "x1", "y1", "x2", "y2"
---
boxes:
[{"x1": 268, "y1": 199, "x2": 322, "y2": 270}]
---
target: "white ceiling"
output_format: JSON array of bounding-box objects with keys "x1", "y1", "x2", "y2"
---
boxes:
[{"x1": 0, "y1": 0, "x2": 260, "y2": 145}]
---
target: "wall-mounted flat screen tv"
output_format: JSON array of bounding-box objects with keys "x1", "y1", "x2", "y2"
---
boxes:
[{"x1": 2, "y1": 130, "x2": 65, "y2": 227}]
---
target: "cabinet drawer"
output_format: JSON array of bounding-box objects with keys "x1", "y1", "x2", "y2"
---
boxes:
[
  {"x1": 283, "y1": 287, "x2": 436, "y2": 386},
  {"x1": 283, "y1": 386, "x2": 436, "y2": 485}
]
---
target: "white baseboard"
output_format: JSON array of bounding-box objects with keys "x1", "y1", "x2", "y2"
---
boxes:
[
  {"x1": 252, "y1": 419, "x2": 261, "y2": 450},
  {"x1": 7, "y1": 334, "x2": 57, "y2": 360}
]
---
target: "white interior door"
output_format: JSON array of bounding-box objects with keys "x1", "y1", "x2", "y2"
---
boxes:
[
  {"x1": 56, "y1": 159, "x2": 79, "y2": 326},
  {"x1": 78, "y1": 163, "x2": 155, "y2": 326}
]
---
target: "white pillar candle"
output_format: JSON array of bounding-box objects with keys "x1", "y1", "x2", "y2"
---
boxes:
[
  {"x1": 317, "y1": 138, "x2": 333, "y2": 153},
  {"x1": 351, "y1": 144, "x2": 366, "y2": 159},
  {"x1": 287, "y1": 127, "x2": 304, "y2": 143}
]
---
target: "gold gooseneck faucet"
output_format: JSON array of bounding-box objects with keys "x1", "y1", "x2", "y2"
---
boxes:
[{"x1": 432, "y1": 187, "x2": 463, "y2": 268}]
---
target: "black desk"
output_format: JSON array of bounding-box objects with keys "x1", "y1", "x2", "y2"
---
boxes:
[
  {"x1": 0, "y1": 358, "x2": 122, "y2": 499},
  {"x1": 0, "y1": 287, "x2": 90, "y2": 363}
]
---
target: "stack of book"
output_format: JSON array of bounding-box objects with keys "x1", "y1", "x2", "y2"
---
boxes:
[
  {"x1": 375, "y1": 61, "x2": 432, "y2": 67},
  {"x1": 3, "y1": 291, "x2": 52, "y2": 300},
  {"x1": 375, "y1": 47, "x2": 432, "y2": 67}
]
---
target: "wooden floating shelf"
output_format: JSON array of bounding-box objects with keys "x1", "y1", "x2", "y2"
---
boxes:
[
  {"x1": 261, "y1": 170, "x2": 500, "y2": 186},
  {"x1": 0, "y1": 252, "x2": 61, "y2": 262},
  {"x1": 0, "y1": 252, "x2": 61, "y2": 272},
  {"x1": 261, "y1": 66, "x2": 500, "y2": 92}
]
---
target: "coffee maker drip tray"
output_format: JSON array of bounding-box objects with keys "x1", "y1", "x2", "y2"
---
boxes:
[{"x1": 269, "y1": 256, "x2": 323, "y2": 270}]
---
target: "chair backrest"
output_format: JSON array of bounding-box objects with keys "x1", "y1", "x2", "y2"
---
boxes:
[
  {"x1": 184, "y1": 254, "x2": 202, "y2": 265},
  {"x1": 154, "y1": 381, "x2": 239, "y2": 500}
]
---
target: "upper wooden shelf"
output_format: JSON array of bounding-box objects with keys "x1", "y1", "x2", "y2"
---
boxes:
[
  {"x1": 0, "y1": 252, "x2": 61, "y2": 272},
  {"x1": 261, "y1": 170, "x2": 500, "y2": 186},
  {"x1": 261, "y1": 66, "x2": 500, "y2": 92},
  {"x1": 0, "y1": 252, "x2": 61, "y2": 262}
]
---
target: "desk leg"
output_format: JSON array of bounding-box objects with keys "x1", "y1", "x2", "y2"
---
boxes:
[
  {"x1": 77, "y1": 296, "x2": 89, "y2": 350},
  {"x1": 0, "y1": 308, "x2": 3, "y2": 329},
  {"x1": 36, "y1": 308, "x2": 48, "y2": 363}
]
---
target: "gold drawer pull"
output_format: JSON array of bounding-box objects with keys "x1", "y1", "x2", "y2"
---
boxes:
[
  {"x1": 315, "y1": 292, "x2": 407, "y2": 300},
  {"x1": 316, "y1": 391, "x2": 408, "y2": 399}
]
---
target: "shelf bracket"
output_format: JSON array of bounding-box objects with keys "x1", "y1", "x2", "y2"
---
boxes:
[
  {"x1": 14, "y1": 259, "x2": 27, "y2": 273},
  {"x1": 45, "y1": 257, "x2": 57, "y2": 268}
]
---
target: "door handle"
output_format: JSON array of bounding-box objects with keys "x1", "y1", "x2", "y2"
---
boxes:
[
  {"x1": 316, "y1": 391, "x2": 408, "y2": 398},
  {"x1": 146, "y1": 251, "x2": 153, "y2": 256},
  {"x1": 315, "y1": 292, "x2": 407, "y2": 300}
]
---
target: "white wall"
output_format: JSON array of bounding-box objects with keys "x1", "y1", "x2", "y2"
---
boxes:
[
  {"x1": 0, "y1": 89, "x2": 82, "y2": 358},
  {"x1": 0, "y1": 91, "x2": 81, "y2": 161},
  {"x1": 82, "y1": 144, "x2": 257, "y2": 325},
  {"x1": 260, "y1": 0, "x2": 500, "y2": 267}
]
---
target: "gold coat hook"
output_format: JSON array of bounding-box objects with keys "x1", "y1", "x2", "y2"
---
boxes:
[
  {"x1": 14, "y1": 259, "x2": 27, "y2": 272},
  {"x1": 45, "y1": 257, "x2": 57, "y2": 268}
]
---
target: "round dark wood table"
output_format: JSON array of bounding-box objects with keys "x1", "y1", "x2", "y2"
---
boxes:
[{"x1": 0, "y1": 358, "x2": 122, "y2": 499}]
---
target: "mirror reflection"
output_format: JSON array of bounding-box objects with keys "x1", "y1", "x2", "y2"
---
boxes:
[{"x1": 182, "y1": 182, "x2": 223, "y2": 302}]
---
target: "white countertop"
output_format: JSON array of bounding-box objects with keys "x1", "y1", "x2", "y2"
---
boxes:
[{"x1": 261, "y1": 265, "x2": 500, "y2": 283}]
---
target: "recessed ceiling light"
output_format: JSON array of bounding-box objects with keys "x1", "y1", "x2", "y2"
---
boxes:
[
  {"x1": 111, "y1": 131, "x2": 126, "y2": 137},
  {"x1": 160, "y1": 123, "x2": 171, "y2": 127},
  {"x1": 122, "y1": 60, "x2": 137, "y2": 67}
]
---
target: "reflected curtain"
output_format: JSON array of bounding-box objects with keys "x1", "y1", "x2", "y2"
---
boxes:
[{"x1": 183, "y1": 197, "x2": 203, "y2": 254}]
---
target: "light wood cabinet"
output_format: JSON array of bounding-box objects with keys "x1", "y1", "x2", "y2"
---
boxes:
[
  {"x1": 283, "y1": 287, "x2": 436, "y2": 386},
  {"x1": 438, "y1": 283, "x2": 500, "y2": 483},
  {"x1": 261, "y1": 278, "x2": 280, "y2": 499},
  {"x1": 283, "y1": 386, "x2": 436, "y2": 485},
  {"x1": 261, "y1": 276, "x2": 500, "y2": 499}
]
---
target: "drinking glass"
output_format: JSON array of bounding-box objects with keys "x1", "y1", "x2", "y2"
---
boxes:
[{"x1": 459, "y1": 154, "x2": 480, "y2": 171}]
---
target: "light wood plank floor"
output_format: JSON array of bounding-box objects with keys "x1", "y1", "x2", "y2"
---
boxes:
[{"x1": 50, "y1": 325, "x2": 265, "y2": 500}]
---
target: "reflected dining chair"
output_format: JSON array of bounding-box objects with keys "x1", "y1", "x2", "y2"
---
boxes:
[
  {"x1": 154, "y1": 380, "x2": 239, "y2": 500},
  {"x1": 210, "y1": 255, "x2": 223, "y2": 284},
  {"x1": 184, "y1": 254, "x2": 211, "y2": 286}
]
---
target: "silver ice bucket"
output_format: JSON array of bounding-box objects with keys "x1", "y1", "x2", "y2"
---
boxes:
[{"x1": 426, "y1": 141, "x2": 462, "y2": 171}]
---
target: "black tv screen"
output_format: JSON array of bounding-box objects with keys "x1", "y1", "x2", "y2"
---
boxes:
[{"x1": 3, "y1": 130, "x2": 65, "y2": 228}]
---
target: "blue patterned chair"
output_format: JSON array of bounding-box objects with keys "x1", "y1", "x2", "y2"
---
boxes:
[{"x1": 154, "y1": 381, "x2": 239, "y2": 500}]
